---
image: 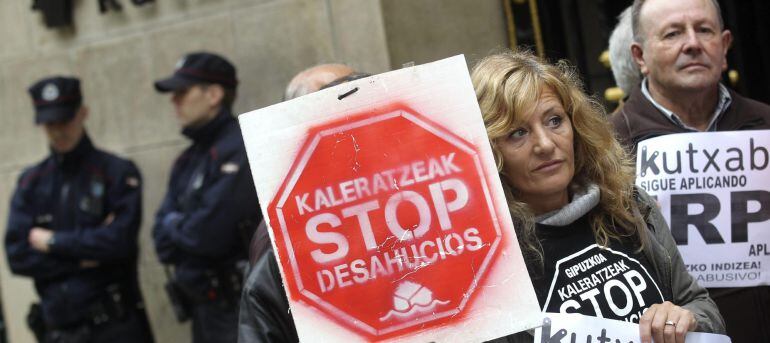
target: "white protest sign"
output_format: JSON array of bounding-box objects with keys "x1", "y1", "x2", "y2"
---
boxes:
[
  {"x1": 534, "y1": 313, "x2": 731, "y2": 343},
  {"x1": 238, "y1": 55, "x2": 542, "y2": 342},
  {"x1": 635, "y1": 131, "x2": 770, "y2": 287}
]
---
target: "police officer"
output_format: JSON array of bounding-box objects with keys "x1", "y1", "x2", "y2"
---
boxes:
[
  {"x1": 5, "y1": 76, "x2": 154, "y2": 343},
  {"x1": 152, "y1": 52, "x2": 259, "y2": 343}
]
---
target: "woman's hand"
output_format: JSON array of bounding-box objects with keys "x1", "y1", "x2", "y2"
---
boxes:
[{"x1": 639, "y1": 301, "x2": 697, "y2": 343}]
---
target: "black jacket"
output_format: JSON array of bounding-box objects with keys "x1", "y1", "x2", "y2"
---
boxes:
[
  {"x1": 5, "y1": 134, "x2": 144, "y2": 328},
  {"x1": 153, "y1": 109, "x2": 260, "y2": 294},
  {"x1": 238, "y1": 244, "x2": 298, "y2": 343}
]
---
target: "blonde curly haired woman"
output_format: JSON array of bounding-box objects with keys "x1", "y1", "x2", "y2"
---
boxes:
[{"x1": 472, "y1": 50, "x2": 724, "y2": 343}]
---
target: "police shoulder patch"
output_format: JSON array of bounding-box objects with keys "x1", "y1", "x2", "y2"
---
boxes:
[
  {"x1": 221, "y1": 162, "x2": 239, "y2": 174},
  {"x1": 126, "y1": 176, "x2": 140, "y2": 188}
]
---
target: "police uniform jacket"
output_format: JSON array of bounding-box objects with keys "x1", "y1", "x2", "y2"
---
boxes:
[
  {"x1": 5, "y1": 134, "x2": 143, "y2": 329},
  {"x1": 153, "y1": 108, "x2": 259, "y2": 296}
]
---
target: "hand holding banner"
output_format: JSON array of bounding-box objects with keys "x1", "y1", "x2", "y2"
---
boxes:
[{"x1": 534, "y1": 313, "x2": 731, "y2": 343}]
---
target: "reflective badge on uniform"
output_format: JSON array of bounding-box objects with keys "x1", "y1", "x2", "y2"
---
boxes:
[
  {"x1": 82, "y1": 180, "x2": 105, "y2": 216},
  {"x1": 192, "y1": 172, "x2": 204, "y2": 190},
  {"x1": 221, "y1": 162, "x2": 239, "y2": 174},
  {"x1": 126, "y1": 176, "x2": 140, "y2": 188},
  {"x1": 91, "y1": 181, "x2": 105, "y2": 198},
  {"x1": 80, "y1": 195, "x2": 103, "y2": 216},
  {"x1": 80, "y1": 197, "x2": 92, "y2": 212}
]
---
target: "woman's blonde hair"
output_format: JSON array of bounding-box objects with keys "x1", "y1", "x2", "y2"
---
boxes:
[{"x1": 471, "y1": 50, "x2": 645, "y2": 269}]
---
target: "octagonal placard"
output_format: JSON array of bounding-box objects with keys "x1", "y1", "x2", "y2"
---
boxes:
[{"x1": 267, "y1": 105, "x2": 502, "y2": 338}]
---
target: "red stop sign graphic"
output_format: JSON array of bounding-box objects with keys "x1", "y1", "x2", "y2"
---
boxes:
[{"x1": 268, "y1": 105, "x2": 502, "y2": 338}]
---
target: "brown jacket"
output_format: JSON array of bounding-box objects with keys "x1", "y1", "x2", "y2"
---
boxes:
[{"x1": 611, "y1": 85, "x2": 770, "y2": 155}]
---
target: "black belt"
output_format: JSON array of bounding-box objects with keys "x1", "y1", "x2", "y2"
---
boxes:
[
  {"x1": 189, "y1": 266, "x2": 244, "y2": 305},
  {"x1": 164, "y1": 263, "x2": 245, "y2": 323},
  {"x1": 41, "y1": 283, "x2": 136, "y2": 342}
]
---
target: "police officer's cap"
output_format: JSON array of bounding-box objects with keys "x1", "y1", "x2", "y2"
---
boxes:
[
  {"x1": 28, "y1": 76, "x2": 82, "y2": 124},
  {"x1": 154, "y1": 52, "x2": 238, "y2": 92}
]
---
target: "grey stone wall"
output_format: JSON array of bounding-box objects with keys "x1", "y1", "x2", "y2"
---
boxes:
[
  {"x1": 380, "y1": 0, "x2": 508, "y2": 69},
  {"x1": 0, "y1": 0, "x2": 509, "y2": 341}
]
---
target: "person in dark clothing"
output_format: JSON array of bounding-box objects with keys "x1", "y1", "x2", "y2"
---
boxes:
[
  {"x1": 472, "y1": 50, "x2": 723, "y2": 343},
  {"x1": 611, "y1": 1, "x2": 770, "y2": 342},
  {"x1": 238, "y1": 63, "x2": 359, "y2": 343},
  {"x1": 239, "y1": 223, "x2": 297, "y2": 343},
  {"x1": 5, "y1": 76, "x2": 154, "y2": 343},
  {"x1": 153, "y1": 52, "x2": 260, "y2": 343}
]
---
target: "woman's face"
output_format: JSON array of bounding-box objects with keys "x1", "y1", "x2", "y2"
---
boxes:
[{"x1": 497, "y1": 87, "x2": 575, "y2": 214}]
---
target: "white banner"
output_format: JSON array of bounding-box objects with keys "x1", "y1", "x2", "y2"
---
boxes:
[
  {"x1": 534, "y1": 313, "x2": 731, "y2": 343},
  {"x1": 239, "y1": 55, "x2": 542, "y2": 342},
  {"x1": 635, "y1": 131, "x2": 770, "y2": 287}
]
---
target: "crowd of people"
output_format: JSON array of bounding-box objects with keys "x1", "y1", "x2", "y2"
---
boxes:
[{"x1": 4, "y1": 0, "x2": 769, "y2": 342}]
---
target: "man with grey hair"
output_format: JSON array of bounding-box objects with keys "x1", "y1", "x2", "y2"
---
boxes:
[
  {"x1": 283, "y1": 63, "x2": 355, "y2": 100},
  {"x1": 608, "y1": 6, "x2": 641, "y2": 100},
  {"x1": 612, "y1": 0, "x2": 770, "y2": 341},
  {"x1": 238, "y1": 63, "x2": 366, "y2": 343}
]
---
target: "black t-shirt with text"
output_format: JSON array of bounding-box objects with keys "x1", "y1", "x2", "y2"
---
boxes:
[{"x1": 531, "y1": 216, "x2": 667, "y2": 323}]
